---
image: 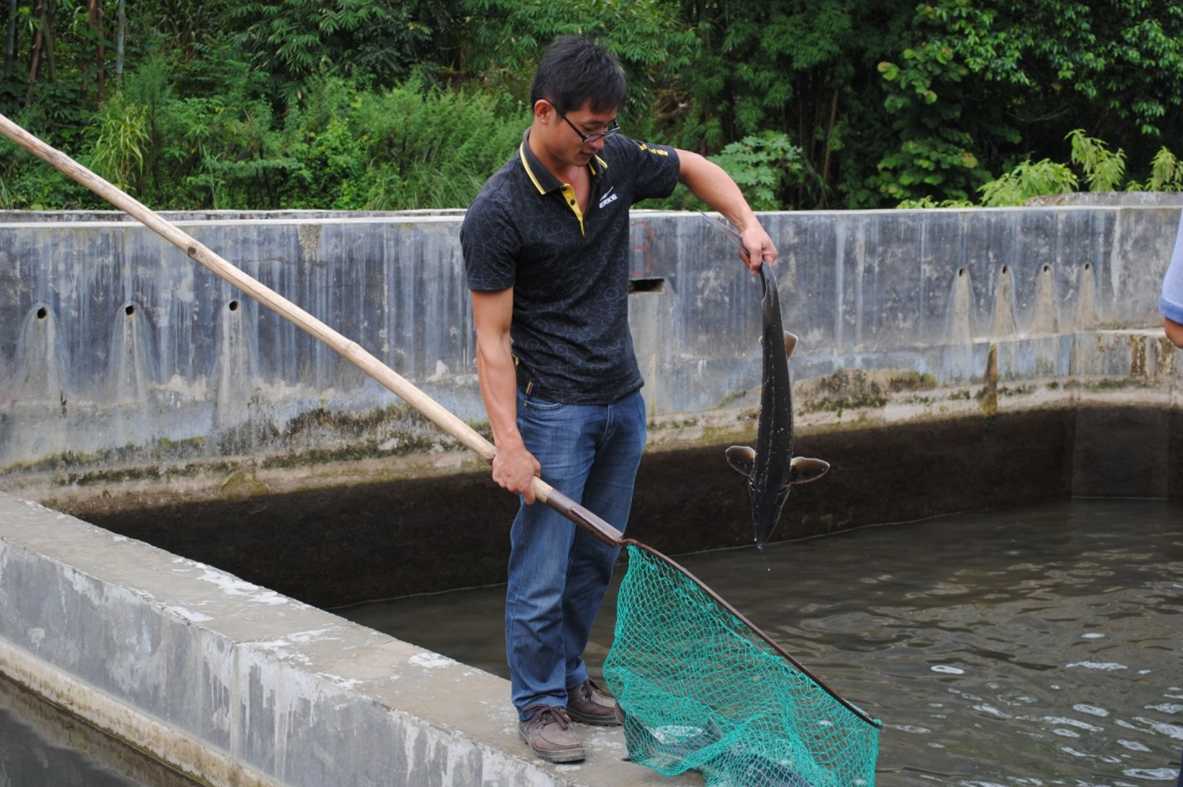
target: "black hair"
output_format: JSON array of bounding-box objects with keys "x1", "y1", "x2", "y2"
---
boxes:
[{"x1": 529, "y1": 36, "x2": 627, "y2": 116}]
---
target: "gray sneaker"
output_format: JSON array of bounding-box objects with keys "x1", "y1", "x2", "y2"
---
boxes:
[
  {"x1": 519, "y1": 705, "x2": 585, "y2": 763},
  {"x1": 566, "y1": 679, "x2": 623, "y2": 727}
]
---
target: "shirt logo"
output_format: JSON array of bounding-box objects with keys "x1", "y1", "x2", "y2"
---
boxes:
[{"x1": 598, "y1": 187, "x2": 618, "y2": 209}]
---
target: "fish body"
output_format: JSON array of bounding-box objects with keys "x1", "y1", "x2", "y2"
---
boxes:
[{"x1": 726, "y1": 264, "x2": 829, "y2": 546}]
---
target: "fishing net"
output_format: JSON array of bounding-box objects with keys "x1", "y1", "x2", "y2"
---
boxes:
[{"x1": 603, "y1": 543, "x2": 881, "y2": 787}]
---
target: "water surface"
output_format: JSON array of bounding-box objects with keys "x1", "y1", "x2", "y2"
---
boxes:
[
  {"x1": 341, "y1": 499, "x2": 1183, "y2": 785},
  {"x1": 0, "y1": 674, "x2": 199, "y2": 787}
]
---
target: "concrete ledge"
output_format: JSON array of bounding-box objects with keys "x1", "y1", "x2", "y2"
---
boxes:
[{"x1": 0, "y1": 493, "x2": 692, "y2": 786}]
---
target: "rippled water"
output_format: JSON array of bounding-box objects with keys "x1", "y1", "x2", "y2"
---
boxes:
[
  {"x1": 0, "y1": 674, "x2": 198, "y2": 787},
  {"x1": 341, "y1": 499, "x2": 1183, "y2": 785}
]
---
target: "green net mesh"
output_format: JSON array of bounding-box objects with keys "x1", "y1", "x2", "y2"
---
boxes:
[{"x1": 603, "y1": 544, "x2": 880, "y2": 787}]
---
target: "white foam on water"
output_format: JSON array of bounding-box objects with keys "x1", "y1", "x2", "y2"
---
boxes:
[
  {"x1": 1066, "y1": 661, "x2": 1127, "y2": 671},
  {"x1": 1148, "y1": 720, "x2": 1183, "y2": 741},
  {"x1": 1074, "y1": 704, "x2": 1110, "y2": 717},
  {"x1": 1042, "y1": 716, "x2": 1103, "y2": 732},
  {"x1": 931, "y1": 664, "x2": 965, "y2": 675},
  {"x1": 973, "y1": 704, "x2": 1011, "y2": 719},
  {"x1": 1121, "y1": 768, "x2": 1177, "y2": 780},
  {"x1": 1145, "y1": 703, "x2": 1183, "y2": 715},
  {"x1": 891, "y1": 724, "x2": 932, "y2": 734}
]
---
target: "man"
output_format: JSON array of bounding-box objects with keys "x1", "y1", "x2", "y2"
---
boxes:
[
  {"x1": 1162, "y1": 213, "x2": 1183, "y2": 349},
  {"x1": 460, "y1": 36, "x2": 776, "y2": 763}
]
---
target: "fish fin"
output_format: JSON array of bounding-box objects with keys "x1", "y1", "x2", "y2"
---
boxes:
[
  {"x1": 724, "y1": 445, "x2": 756, "y2": 478},
  {"x1": 783, "y1": 332, "x2": 798, "y2": 359},
  {"x1": 789, "y1": 456, "x2": 830, "y2": 485}
]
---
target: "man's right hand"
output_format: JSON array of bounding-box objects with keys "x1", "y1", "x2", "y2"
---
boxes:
[{"x1": 492, "y1": 441, "x2": 542, "y2": 504}]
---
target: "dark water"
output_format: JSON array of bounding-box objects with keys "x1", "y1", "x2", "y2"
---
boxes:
[
  {"x1": 0, "y1": 674, "x2": 198, "y2": 787},
  {"x1": 340, "y1": 499, "x2": 1183, "y2": 785}
]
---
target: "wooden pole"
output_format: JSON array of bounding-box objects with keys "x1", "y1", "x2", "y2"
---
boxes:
[{"x1": 0, "y1": 112, "x2": 625, "y2": 546}]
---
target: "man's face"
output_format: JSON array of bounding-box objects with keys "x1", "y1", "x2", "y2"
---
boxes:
[{"x1": 537, "y1": 99, "x2": 618, "y2": 168}]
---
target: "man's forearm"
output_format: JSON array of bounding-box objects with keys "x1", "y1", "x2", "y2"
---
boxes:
[
  {"x1": 476, "y1": 335, "x2": 525, "y2": 450},
  {"x1": 678, "y1": 149, "x2": 776, "y2": 269},
  {"x1": 678, "y1": 150, "x2": 758, "y2": 231}
]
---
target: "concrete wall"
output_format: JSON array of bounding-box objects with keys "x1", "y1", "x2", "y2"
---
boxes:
[
  {"x1": 0, "y1": 492, "x2": 687, "y2": 787},
  {"x1": 1, "y1": 207, "x2": 1180, "y2": 786},
  {"x1": 0, "y1": 207, "x2": 1179, "y2": 501}
]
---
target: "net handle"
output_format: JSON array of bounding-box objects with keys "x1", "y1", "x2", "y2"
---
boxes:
[
  {"x1": 0, "y1": 111, "x2": 628, "y2": 544},
  {"x1": 624, "y1": 538, "x2": 882, "y2": 729}
]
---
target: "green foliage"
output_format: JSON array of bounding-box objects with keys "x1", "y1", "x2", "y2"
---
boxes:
[
  {"x1": 875, "y1": 131, "x2": 987, "y2": 204},
  {"x1": 876, "y1": 0, "x2": 1183, "y2": 205},
  {"x1": 1145, "y1": 147, "x2": 1183, "y2": 192},
  {"x1": 709, "y1": 133, "x2": 805, "y2": 211},
  {"x1": 4, "y1": 0, "x2": 1183, "y2": 211},
  {"x1": 281, "y1": 76, "x2": 524, "y2": 210},
  {"x1": 460, "y1": 0, "x2": 694, "y2": 118},
  {"x1": 1066, "y1": 130, "x2": 1125, "y2": 192},
  {"x1": 89, "y1": 92, "x2": 150, "y2": 190},
  {"x1": 227, "y1": 0, "x2": 449, "y2": 91},
  {"x1": 978, "y1": 159, "x2": 1077, "y2": 207},
  {"x1": 897, "y1": 196, "x2": 973, "y2": 209}
]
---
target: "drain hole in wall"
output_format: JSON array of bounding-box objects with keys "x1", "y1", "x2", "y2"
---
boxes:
[
  {"x1": 36, "y1": 307, "x2": 47, "y2": 319},
  {"x1": 628, "y1": 278, "x2": 666, "y2": 294},
  {"x1": 228, "y1": 300, "x2": 239, "y2": 312},
  {"x1": 958, "y1": 268, "x2": 966, "y2": 278},
  {"x1": 1001, "y1": 265, "x2": 1009, "y2": 275},
  {"x1": 1042, "y1": 264, "x2": 1051, "y2": 273},
  {"x1": 125, "y1": 304, "x2": 135, "y2": 316}
]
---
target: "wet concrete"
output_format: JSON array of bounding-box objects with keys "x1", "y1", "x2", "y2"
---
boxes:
[
  {"x1": 70, "y1": 408, "x2": 1081, "y2": 608},
  {"x1": 1072, "y1": 406, "x2": 1180, "y2": 498}
]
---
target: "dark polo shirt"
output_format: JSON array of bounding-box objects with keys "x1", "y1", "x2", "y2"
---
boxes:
[{"x1": 461, "y1": 131, "x2": 680, "y2": 404}]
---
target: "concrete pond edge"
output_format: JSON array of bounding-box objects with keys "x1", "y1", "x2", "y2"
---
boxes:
[{"x1": 0, "y1": 494, "x2": 686, "y2": 787}]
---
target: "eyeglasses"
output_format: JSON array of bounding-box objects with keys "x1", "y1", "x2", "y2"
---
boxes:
[{"x1": 559, "y1": 113, "x2": 620, "y2": 145}]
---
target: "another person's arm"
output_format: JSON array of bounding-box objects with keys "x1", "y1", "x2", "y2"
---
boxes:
[
  {"x1": 677, "y1": 149, "x2": 776, "y2": 273},
  {"x1": 1165, "y1": 318, "x2": 1183, "y2": 349},
  {"x1": 471, "y1": 288, "x2": 541, "y2": 503},
  {"x1": 1160, "y1": 215, "x2": 1183, "y2": 348}
]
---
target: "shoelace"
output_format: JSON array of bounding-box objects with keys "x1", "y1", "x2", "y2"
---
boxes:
[
  {"x1": 531, "y1": 706, "x2": 572, "y2": 730},
  {"x1": 578, "y1": 679, "x2": 607, "y2": 703}
]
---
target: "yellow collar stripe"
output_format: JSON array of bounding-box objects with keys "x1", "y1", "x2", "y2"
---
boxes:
[{"x1": 518, "y1": 143, "x2": 546, "y2": 195}]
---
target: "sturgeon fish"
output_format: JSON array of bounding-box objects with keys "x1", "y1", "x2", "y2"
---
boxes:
[{"x1": 726, "y1": 264, "x2": 829, "y2": 547}]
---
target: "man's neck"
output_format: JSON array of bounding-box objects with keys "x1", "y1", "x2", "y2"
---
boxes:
[{"x1": 527, "y1": 125, "x2": 582, "y2": 184}]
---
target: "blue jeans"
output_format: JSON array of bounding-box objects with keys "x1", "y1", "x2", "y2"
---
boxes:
[{"x1": 505, "y1": 388, "x2": 647, "y2": 718}]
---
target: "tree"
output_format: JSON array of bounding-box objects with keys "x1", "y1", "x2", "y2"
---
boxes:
[
  {"x1": 875, "y1": 0, "x2": 1183, "y2": 204},
  {"x1": 228, "y1": 0, "x2": 457, "y2": 96}
]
